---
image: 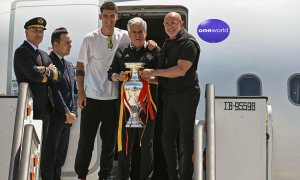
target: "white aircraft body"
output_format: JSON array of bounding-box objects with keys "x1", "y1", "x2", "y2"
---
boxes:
[{"x1": 0, "y1": 0, "x2": 300, "y2": 179}]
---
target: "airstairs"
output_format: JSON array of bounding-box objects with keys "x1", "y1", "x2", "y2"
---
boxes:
[
  {"x1": 8, "y1": 83, "x2": 41, "y2": 180},
  {"x1": 4, "y1": 83, "x2": 273, "y2": 180},
  {"x1": 194, "y1": 84, "x2": 273, "y2": 180}
]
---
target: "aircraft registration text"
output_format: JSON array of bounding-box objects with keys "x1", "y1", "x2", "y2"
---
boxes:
[{"x1": 224, "y1": 102, "x2": 256, "y2": 111}]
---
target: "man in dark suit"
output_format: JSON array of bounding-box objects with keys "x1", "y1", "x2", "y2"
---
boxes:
[
  {"x1": 42, "y1": 27, "x2": 78, "y2": 180},
  {"x1": 13, "y1": 16, "x2": 60, "y2": 174}
]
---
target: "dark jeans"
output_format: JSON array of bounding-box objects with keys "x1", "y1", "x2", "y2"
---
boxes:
[
  {"x1": 118, "y1": 115, "x2": 154, "y2": 180},
  {"x1": 161, "y1": 90, "x2": 200, "y2": 180},
  {"x1": 42, "y1": 110, "x2": 71, "y2": 180},
  {"x1": 75, "y1": 98, "x2": 118, "y2": 179}
]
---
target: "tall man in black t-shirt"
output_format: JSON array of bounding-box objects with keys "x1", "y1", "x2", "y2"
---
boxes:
[{"x1": 140, "y1": 12, "x2": 200, "y2": 180}]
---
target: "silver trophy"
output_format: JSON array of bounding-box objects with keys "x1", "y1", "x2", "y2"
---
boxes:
[{"x1": 124, "y1": 62, "x2": 145, "y2": 128}]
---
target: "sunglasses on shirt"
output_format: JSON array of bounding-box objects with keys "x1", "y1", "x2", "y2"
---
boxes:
[{"x1": 107, "y1": 36, "x2": 113, "y2": 50}]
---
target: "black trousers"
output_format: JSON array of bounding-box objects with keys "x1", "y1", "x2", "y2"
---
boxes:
[
  {"x1": 161, "y1": 90, "x2": 200, "y2": 180},
  {"x1": 118, "y1": 113, "x2": 154, "y2": 180},
  {"x1": 39, "y1": 111, "x2": 50, "y2": 178},
  {"x1": 41, "y1": 110, "x2": 71, "y2": 180},
  {"x1": 152, "y1": 92, "x2": 168, "y2": 180},
  {"x1": 75, "y1": 98, "x2": 118, "y2": 179}
]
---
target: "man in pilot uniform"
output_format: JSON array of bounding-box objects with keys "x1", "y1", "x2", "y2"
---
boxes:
[{"x1": 13, "y1": 16, "x2": 60, "y2": 174}]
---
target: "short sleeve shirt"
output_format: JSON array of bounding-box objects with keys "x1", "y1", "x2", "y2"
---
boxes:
[
  {"x1": 159, "y1": 30, "x2": 200, "y2": 92},
  {"x1": 78, "y1": 28, "x2": 130, "y2": 100}
]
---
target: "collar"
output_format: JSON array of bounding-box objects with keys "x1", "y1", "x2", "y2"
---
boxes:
[
  {"x1": 130, "y1": 42, "x2": 147, "y2": 51},
  {"x1": 26, "y1": 40, "x2": 38, "y2": 50},
  {"x1": 99, "y1": 28, "x2": 115, "y2": 38},
  {"x1": 53, "y1": 52, "x2": 64, "y2": 61}
]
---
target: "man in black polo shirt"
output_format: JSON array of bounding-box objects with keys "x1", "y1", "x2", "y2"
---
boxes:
[{"x1": 140, "y1": 12, "x2": 200, "y2": 180}]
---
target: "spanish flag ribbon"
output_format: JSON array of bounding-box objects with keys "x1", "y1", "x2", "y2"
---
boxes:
[
  {"x1": 117, "y1": 79, "x2": 127, "y2": 152},
  {"x1": 138, "y1": 80, "x2": 156, "y2": 120},
  {"x1": 117, "y1": 79, "x2": 157, "y2": 152}
]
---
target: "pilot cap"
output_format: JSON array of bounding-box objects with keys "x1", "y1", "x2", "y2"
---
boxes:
[{"x1": 24, "y1": 17, "x2": 47, "y2": 30}]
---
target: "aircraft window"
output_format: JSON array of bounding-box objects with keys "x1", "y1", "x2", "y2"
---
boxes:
[
  {"x1": 288, "y1": 74, "x2": 300, "y2": 105},
  {"x1": 238, "y1": 75, "x2": 261, "y2": 96}
]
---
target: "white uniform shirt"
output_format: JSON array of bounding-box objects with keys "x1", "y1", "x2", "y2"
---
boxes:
[{"x1": 78, "y1": 28, "x2": 130, "y2": 100}]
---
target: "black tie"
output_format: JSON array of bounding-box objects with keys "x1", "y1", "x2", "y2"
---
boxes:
[
  {"x1": 62, "y1": 58, "x2": 71, "y2": 84},
  {"x1": 62, "y1": 58, "x2": 72, "y2": 108},
  {"x1": 36, "y1": 49, "x2": 42, "y2": 65}
]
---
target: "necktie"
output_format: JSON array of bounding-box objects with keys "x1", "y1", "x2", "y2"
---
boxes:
[
  {"x1": 62, "y1": 58, "x2": 72, "y2": 108},
  {"x1": 62, "y1": 58, "x2": 71, "y2": 85},
  {"x1": 36, "y1": 49, "x2": 42, "y2": 65}
]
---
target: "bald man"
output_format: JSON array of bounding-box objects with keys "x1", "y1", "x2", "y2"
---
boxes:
[{"x1": 140, "y1": 12, "x2": 200, "y2": 180}]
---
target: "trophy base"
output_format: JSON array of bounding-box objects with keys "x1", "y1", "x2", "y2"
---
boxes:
[{"x1": 125, "y1": 118, "x2": 144, "y2": 128}]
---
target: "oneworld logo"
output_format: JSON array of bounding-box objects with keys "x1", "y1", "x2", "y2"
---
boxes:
[{"x1": 197, "y1": 19, "x2": 230, "y2": 43}]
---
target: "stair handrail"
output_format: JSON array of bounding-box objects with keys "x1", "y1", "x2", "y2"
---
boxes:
[
  {"x1": 206, "y1": 83, "x2": 216, "y2": 180},
  {"x1": 8, "y1": 82, "x2": 30, "y2": 180}
]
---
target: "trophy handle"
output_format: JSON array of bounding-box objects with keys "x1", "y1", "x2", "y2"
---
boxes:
[{"x1": 124, "y1": 71, "x2": 131, "y2": 79}]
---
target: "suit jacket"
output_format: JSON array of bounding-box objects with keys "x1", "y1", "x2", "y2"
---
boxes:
[
  {"x1": 49, "y1": 52, "x2": 78, "y2": 119},
  {"x1": 14, "y1": 41, "x2": 60, "y2": 119}
]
